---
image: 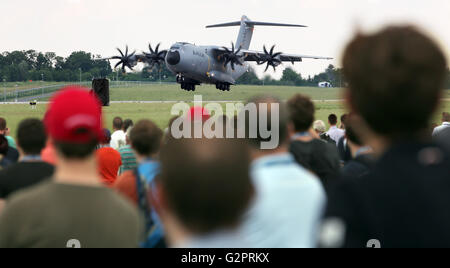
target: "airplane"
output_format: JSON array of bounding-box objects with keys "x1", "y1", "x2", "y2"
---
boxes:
[{"x1": 107, "y1": 15, "x2": 332, "y2": 91}]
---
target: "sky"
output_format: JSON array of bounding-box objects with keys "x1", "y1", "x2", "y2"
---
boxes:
[{"x1": 0, "y1": 0, "x2": 449, "y2": 79}]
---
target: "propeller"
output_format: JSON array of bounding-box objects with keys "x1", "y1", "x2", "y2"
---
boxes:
[
  {"x1": 257, "y1": 45, "x2": 283, "y2": 72},
  {"x1": 111, "y1": 46, "x2": 136, "y2": 73},
  {"x1": 143, "y1": 43, "x2": 167, "y2": 69},
  {"x1": 221, "y1": 42, "x2": 244, "y2": 71}
]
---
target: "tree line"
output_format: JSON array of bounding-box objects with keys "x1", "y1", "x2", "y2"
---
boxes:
[{"x1": 1, "y1": 50, "x2": 449, "y2": 89}]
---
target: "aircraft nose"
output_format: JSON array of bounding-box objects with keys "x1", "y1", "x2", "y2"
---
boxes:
[{"x1": 166, "y1": 50, "x2": 180, "y2": 65}]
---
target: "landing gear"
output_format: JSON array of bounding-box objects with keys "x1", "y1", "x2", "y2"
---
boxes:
[
  {"x1": 216, "y1": 82, "x2": 231, "y2": 91},
  {"x1": 177, "y1": 74, "x2": 198, "y2": 91},
  {"x1": 181, "y1": 83, "x2": 196, "y2": 91}
]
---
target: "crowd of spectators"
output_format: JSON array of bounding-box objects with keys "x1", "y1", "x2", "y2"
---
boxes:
[{"x1": 0, "y1": 25, "x2": 449, "y2": 248}]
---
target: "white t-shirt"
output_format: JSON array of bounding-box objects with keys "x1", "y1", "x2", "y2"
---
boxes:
[
  {"x1": 433, "y1": 122, "x2": 450, "y2": 137},
  {"x1": 110, "y1": 130, "x2": 126, "y2": 150},
  {"x1": 326, "y1": 126, "x2": 345, "y2": 144}
]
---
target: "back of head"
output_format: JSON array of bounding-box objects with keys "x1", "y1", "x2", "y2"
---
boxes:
[
  {"x1": 443, "y1": 112, "x2": 450, "y2": 123},
  {"x1": 113, "y1": 117, "x2": 123, "y2": 131},
  {"x1": 0, "y1": 118, "x2": 6, "y2": 132},
  {"x1": 130, "y1": 120, "x2": 163, "y2": 157},
  {"x1": 0, "y1": 135, "x2": 8, "y2": 156},
  {"x1": 313, "y1": 120, "x2": 327, "y2": 133},
  {"x1": 287, "y1": 94, "x2": 315, "y2": 132},
  {"x1": 328, "y1": 114, "x2": 338, "y2": 126},
  {"x1": 242, "y1": 95, "x2": 289, "y2": 150},
  {"x1": 341, "y1": 114, "x2": 348, "y2": 127},
  {"x1": 17, "y1": 118, "x2": 47, "y2": 155},
  {"x1": 343, "y1": 26, "x2": 447, "y2": 139},
  {"x1": 123, "y1": 119, "x2": 134, "y2": 132},
  {"x1": 160, "y1": 137, "x2": 253, "y2": 235},
  {"x1": 45, "y1": 86, "x2": 103, "y2": 159}
]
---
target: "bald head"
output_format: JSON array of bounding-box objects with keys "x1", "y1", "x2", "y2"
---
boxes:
[{"x1": 160, "y1": 137, "x2": 253, "y2": 235}]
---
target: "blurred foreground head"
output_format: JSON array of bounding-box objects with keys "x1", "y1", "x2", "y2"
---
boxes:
[
  {"x1": 158, "y1": 137, "x2": 253, "y2": 241},
  {"x1": 44, "y1": 86, "x2": 103, "y2": 159},
  {"x1": 343, "y1": 26, "x2": 447, "y2": 140}
]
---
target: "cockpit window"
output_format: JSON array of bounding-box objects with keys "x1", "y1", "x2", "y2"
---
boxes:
[{"x1": 171, "y1": 46, "x2": 180, "y2": 49}]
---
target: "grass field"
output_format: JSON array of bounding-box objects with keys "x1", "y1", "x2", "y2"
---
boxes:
[{"x1": 0, "y1": 83, "x2": 449, "y2": 138}]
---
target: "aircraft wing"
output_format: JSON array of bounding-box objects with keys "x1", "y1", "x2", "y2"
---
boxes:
[{"x1": 239, "y1": 49, "x2": 333, "y2": 63}]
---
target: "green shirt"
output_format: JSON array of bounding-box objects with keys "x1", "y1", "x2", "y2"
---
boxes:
[
  {"x1": 5, "y1": 136, "x2": 16, "y2": 149},
  {"x1": 118, "y1": 145, "x2": 137, "y2": 174},
  {"x1": 0, "y1": 181, "x2": 142, "y2": 248}
]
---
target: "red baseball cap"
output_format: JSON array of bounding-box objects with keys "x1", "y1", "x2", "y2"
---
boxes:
[
  {"x1": 45, "y1": 86, "x2": 103, "y2": 143},
  {"x1": 187, "y1": 106, "x2": 211, "y2": 122}
]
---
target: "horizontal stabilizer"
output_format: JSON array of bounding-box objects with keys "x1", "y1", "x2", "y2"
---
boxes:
[
  {"x1": 206, "y1": 21, "x2": 241, "y2": 28},
  {"x1": 206, "y1": 21, "x2": 307, "y2": 28},
  {"x1": 246, "y1": 21, "x2": 307, "y2": 28}
]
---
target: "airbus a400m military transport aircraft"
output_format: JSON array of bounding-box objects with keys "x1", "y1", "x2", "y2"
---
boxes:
[{"x1": 107, "y1": 15, "x2": 332, "y2": 91}]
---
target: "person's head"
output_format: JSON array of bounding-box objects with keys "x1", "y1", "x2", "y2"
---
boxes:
[
  {"x1": 242, "y1": 95, "x2": 289, "y2": 151},
  {"x1": 101, "y1": 129, "x2": 111, "y2": 145},
  {"x1": 287, "y1": 94, "x2": 315, "y2": 133},
  {"x1": 340, "y1": 114, "x2": 348, "y2": 129},
  {"x1": 313, "y1": 120, "x2": 327, "y2": 134},
  {"x1": 343, "y1": 26, "x2": 447, "y2": 141},
  {"x1": 129, "y1": 120, "x2": 163, "y2": 158},
  {"x1": 328, "y1": 114, "x2": 338, "y2": 126},
  {"x1": 123, "y1": 119, "x2": 134, "y2": 132},
  {"x1": 0, "y1": 118, "x2": 7, "y2": 135},
  {"x1": 16, "y1": 118, "x2": 47, "y2": 156},
  {"x1": 125, "y1": 126, "x2": 133, "y2": 145},
  {"x1": 0, "y1": 135, "x2": 8, "y2": 156},
  {"x1": 158, "y1": 137, "x2": 253, "y2": 242},
  {"x1": 112, "y1": 117, "x2": 123, "y2": 131},
  {"x1": 442, "y1": 112, "x2": 450, "y2": 123},
  {"x1": 45, "y1": 87, "x2": 103, "y2": 161}
]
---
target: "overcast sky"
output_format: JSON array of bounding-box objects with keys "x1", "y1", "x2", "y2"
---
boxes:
[{"x1": 1, "y1": 0, "x2": 449, "y2": 78}]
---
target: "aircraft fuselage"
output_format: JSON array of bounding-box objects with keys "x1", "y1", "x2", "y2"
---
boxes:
[{"x1": 165, "y1": 42, "x2": 249, "y2": 87}]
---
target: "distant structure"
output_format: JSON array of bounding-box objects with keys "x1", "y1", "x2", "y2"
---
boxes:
[{"x1": 318, "y1": 81, "x2": 332, "y2": 88}]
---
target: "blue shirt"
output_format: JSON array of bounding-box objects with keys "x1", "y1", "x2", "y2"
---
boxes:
[
  {"x1": 136, "y1": 160, "x2": 165, "y2": 248},
  {"x1": 238, "y1": 153, "x2": 326, "y2": 248}
]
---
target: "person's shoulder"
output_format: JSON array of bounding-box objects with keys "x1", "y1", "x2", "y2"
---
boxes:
[
  {"x1": 114, "y1": 170, "x2": 135, "y2": 188},
  {"x1": 3, "y1": 181, "x2": 54, "y2": 209},
  {"x1": 104, "y1": 187, "x2": 140, "y2": 218}
]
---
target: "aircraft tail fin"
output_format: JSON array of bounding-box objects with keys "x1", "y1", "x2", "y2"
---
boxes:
[{"x1": 206, "y1": 16, "x2": 307, "y2": 50}]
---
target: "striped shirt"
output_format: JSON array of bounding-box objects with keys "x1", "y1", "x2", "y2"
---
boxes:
[{"x1": 118, "y1": 145, "x2": 137, "y2": 174}]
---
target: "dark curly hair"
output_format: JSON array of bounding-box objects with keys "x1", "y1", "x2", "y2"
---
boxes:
[{"x1": 343, "y1": 26, "x2": 447, "y2": 139}]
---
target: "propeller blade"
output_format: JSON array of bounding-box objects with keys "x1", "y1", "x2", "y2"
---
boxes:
[
  {"x1": 231, "y1": 61, "x2": 235, "y2": 71},
  {"x1": 155, "y1": 43, "x2": 160, "y2": 54},
  {"x1": 265, "y1": 63, "x2": 270, "y2": 72},
  {"x1": 272, "y1": 52, "x2": 282, "y2": 58},
  {"x1": 117, "y1": 48, "x2": 124, "y2": 57},
  {"x1": 149, "y1": 44, "x2": 154, "y2": 54},
  {"x1": 270, "y1": 45, "x2": 275, "y2": 56},
  {"x1": 125, "y1": 45, "x2": 129, "y2": 57},
  {"x1": 114, "y1": 61, "x2": 122, "y2": 69}
]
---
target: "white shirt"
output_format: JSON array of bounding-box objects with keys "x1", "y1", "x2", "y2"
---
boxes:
[
  {"x1": 238, "y1": 153, "x2": 326, "y2": 248},
  {"x1": 110, "y1": 130, "x2": 126, "y2": 150},
  {"x1": 326, "y1": 126, "x2": 345, "y2": 144},
  {"x1": 433, "y1": 122, "x2": 450, "y2": 137}
]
